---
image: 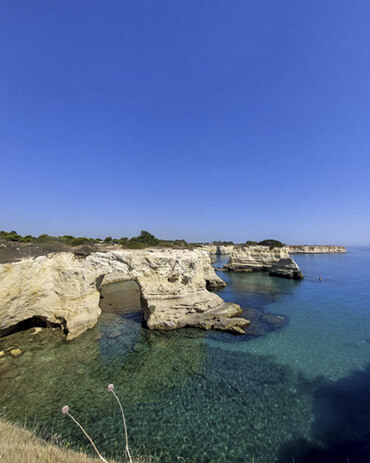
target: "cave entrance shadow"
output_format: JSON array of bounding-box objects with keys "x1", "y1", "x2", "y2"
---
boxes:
[
  {"x1": 99, "y1": 279, "x2": 144, "y2": 324},
  {"x1": 277, "y1": 364, "x2": 370, "y2": 463}
]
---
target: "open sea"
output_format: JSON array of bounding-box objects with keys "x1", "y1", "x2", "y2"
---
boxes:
[{"x1": 1, "y1": 247, "x2": 370, "y2": 462}]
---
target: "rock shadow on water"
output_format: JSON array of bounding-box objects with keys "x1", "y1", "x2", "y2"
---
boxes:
[{"x1": 277, "y1": 364, "x2": 370, "y2": 463}]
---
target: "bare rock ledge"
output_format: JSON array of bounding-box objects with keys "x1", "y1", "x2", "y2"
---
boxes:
[{"x1": 0, "y1": 249, "x2": 247, "y2": 340}]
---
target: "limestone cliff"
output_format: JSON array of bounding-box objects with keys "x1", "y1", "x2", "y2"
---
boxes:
[
  {"x1": 225, "y1": 246, "x2": 303, "y2": 279},
  {"x1": 0, "y1": 249, "x2": 248, "y2": 340},
  {"x1": 216, "y1": 245, "x2": 234, "y2": 255},
  {"x1": 198, "y1": 245, "x2": 234, "y2": 256},
  {"x1": 225, "y1": 246, "x2": 290, "y2": 271},
  {"x1": 269, "y1": 258, "x2": 304, "y2": 280},
  {"x1": 286, "y1": 245, "x2": 346, "y2": 254}
]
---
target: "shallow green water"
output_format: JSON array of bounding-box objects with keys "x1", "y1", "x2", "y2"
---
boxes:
[{"x1": 1, "y1": 248, "x2": 370, "y2": 462}]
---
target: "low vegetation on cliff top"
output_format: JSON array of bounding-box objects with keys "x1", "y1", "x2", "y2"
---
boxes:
[
  {"x1": 0, "y1": 229, "x2": 191, "y2": 249},
  {"x1": 245, "y1": 239, "x2": 285, "y2": 248},
  {"x1": 0, "y1": 230, "x2": 285, "y2": 249}
]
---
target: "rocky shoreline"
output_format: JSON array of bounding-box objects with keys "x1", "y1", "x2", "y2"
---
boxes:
[
  {"x1": 286, "y1": 245, "x2": 346, "y2": 254},
  {"x1": 0, "y1": 248, "x2": 250, "y2": 340},
  {"x1": 0, "y1": 242, "x2": 346, "y2": 342}
]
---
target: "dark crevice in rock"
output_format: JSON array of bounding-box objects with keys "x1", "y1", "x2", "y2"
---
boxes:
[{"x1": 0, "y1": 316, "x2": 64, "y2": 338}]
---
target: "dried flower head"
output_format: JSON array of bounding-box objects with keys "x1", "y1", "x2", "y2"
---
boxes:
[
  {"x1": 61, "y1": 405, "x2": 69, "y2": 414},
  {"x1": 108, "y1": 384, "x2": 114, "y2": 392}
]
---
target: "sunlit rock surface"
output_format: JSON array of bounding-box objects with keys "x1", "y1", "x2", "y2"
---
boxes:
[
  {"x1": 216, "y1": 245, "x2": 234, "y2": 255},
  {"x1": 225, "y1": 246, "x2": 303, "y2": 280},
  {"x1": 225, "y1": 246, "x2": 290, "y2": 271},
  {"x1": 269, "y1": 258, "x2": 304, "y2": 280},
  {"x1": 286, "y1": 245, "x2": 346, "y2": 254},
  {"x1": 0, "y1": 249, "x2": 247, "y2": 340}
]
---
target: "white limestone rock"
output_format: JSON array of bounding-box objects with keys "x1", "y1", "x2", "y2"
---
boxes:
[
  {"x1": 225, "y1": 246, "x2": 290, "y2": 271},
  {"x1": 269, "y1": 258, "x2": 304, "y2": 280},
  {"x1": 216, "y1": 245, "x2": 234, "y2": 255},
  {"x1": 0, "y1": 248, "x2": 244, "y2": 340},
  {"x1": 286, "y1": 245, "x2": 346, "y2": 254}
]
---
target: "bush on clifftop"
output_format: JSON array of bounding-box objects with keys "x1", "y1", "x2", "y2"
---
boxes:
[{"x1": 258, "y1": 239, "x2": 285, "y2": 248}]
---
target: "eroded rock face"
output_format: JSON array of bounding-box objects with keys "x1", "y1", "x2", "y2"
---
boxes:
[
  {"x1": 176, "y1": 302, "x2": 250, "y2": 334},
  {"x1": 286, "y1": 245, "x2": 346, "y2": 254},
  {"x1": 0, "y1": 249, "x2": 243, "y2": 340},
  {"x1": 269, "y1": 258, "x2": 304, "y2": 280},
  {"x1": 225, "y1": 246, "x2": 303, "y2": 279},
  {"x1": 216, "y1": 245, "x2": 234, "y2": 255},
  {"x1": 225, "y1": 246, "x2": 290, "y2": 272}
]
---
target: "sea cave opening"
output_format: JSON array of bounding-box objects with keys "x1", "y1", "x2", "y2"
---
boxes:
[
  {"x1": 0, "y1": 316, "x2": 65, "y2": 338},
  {"x1": 98, "y1": 279, "x2": 144, "y2": 324}
]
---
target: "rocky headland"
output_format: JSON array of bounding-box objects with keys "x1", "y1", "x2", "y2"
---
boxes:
[
  {"x1": 0, "y1": 248, "x2": 249, "y2": 340},
  {"x1": 286, "y1": 245, "x2": 346, "y2": 254}
]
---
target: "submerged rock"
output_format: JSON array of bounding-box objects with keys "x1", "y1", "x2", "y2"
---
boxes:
[
  {"x1": 30, "y1": 327, "x2": 43, "y2": 335},
  {"x1": 107, "y1": 330, "x2": 123, "y2": 339},
  {"x1": 9, "y1": 348, "x2": 22, "y2": 358},
  {"x1": 243, "y1": 308, "x2": 287, "y2": 337}
]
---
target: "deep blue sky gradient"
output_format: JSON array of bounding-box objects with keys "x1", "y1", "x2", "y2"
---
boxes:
[{"x1": 1, "y1": 1, "x2": 369, "y2": 244}]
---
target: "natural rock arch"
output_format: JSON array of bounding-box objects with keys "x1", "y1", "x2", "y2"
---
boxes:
[
  {"x1": 0, "y1": 249, "x2": 248, "y2": 340},
  {"x1": 97, "y1": 274, "x2": 146, "y2": 320}
]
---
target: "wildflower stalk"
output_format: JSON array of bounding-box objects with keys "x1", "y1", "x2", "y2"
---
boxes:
[
  {"x1": 61, "y1": 405, "x2": 108, "y2": 463},
  {"x1": 108, "y1": 384, "x2": 133, "y2": 463}
]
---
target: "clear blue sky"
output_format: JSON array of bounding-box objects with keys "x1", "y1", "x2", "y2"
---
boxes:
[{"x1": 1, "y1": 1, "x2": 369, "y2": 245}]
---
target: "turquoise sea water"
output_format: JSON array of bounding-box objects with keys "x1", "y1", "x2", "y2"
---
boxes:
[{"x1": 0, "y1": 247, "x2": 370, "y2": 462}]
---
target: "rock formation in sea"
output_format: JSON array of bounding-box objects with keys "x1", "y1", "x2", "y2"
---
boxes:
[
  {"x1": 269, "y1": 258, "x2": 304, "y2": 280},
  {"x1": 225, "y1": 245, "x2": 290, "y2": 271},
  {"x1": 198, "y1": 245, "x2": 234, "y2": 256},
  {"x1": 216, "y1": 245, "x2": 234, "y2": 255},
  {"x1": 0, "y1": 249, "x2": 248, "y2": 340},
  {"x1": 224, "y1": 245, "x2": 303, "y2": 279},
  {"x1": 286, "y1": 245, "x2": 346, "y2": 254}
]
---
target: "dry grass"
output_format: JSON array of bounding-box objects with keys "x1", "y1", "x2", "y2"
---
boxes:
[
  {"x1": 0, "y1": 419, "x2": 155, "y2": 463},
  {"x1": 0, "y1": 419, "x2": 114, "y2": 463}
]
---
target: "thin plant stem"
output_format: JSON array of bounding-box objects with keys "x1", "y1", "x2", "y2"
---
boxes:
[
  {"x1": 111, "y1": 390, "x2": 133, "y2": 463},
  {"x1": 66, "y1": 411, "x2": 108, "y2": 463}
]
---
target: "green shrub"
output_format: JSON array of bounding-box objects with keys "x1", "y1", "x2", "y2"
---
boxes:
[
  {"x1": 258, "y1": 239, "x2": 285, "y2": 248},
  {"x1": 70, "y1": 237, "x2": 92, "y2": 246}
]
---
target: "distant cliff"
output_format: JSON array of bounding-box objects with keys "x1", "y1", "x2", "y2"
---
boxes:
[{"x1": 286, "y1": 245, "x2": 346, "y2": 254}]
